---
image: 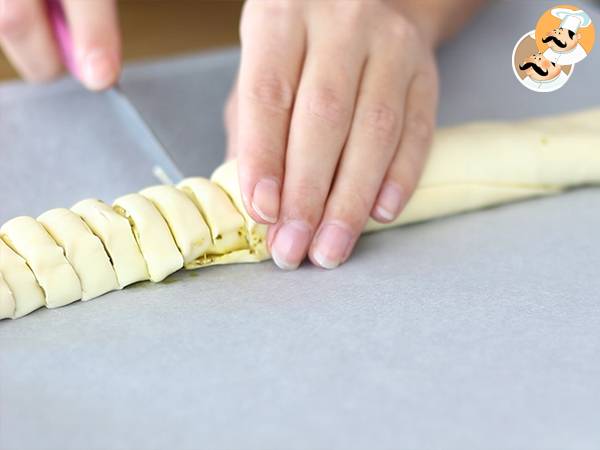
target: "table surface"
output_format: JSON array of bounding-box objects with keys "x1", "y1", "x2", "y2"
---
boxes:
[{"x1": 1, "y1": 2, "x2": 600, "y2": 449}]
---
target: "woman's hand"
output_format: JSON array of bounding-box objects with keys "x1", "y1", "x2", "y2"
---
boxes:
[
  {"x1": 226, "y1": 0, "x2": 440, "y2": 269},
  {"x1": 0, "y1": 0, "x2": 120, "y2": 90}
]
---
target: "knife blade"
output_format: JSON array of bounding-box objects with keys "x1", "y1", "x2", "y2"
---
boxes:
[
  {"x1": 46, "y1": 0, "x2": 184, "y2": 184},
  {"x1": 104, "y1": 86, "x2": 184, "y2": 184}
]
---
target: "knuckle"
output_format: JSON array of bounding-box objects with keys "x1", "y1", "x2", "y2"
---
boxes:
[
  {"x1": 386, "y1": 17, "x2": 418, "y2": 42},
  {"x1": 0, "y1": 1, "x2": 32, "y2": 38},
  {"x1": 247, "y1": 75, "x2": 294, "y2": 113},
  {"x1": 306, "y1": 86, "x2": 352, "y2": 127},
  {"x1": 360, "y1": 103, "x2": 399, "y2": 145}
]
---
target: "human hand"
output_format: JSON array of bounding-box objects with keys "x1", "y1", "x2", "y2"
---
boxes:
[
  {"x1": 0, "y1": 0, "x2": 120, "y2": 90},
  {"x1": 225, "y1": 0, "x2": 439, "y2": 269}
]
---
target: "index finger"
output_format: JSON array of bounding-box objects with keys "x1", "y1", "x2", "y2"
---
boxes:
[
  {"x1": 62, "y1": 0, "x2": 120, "y2": 90},
  {"x1": 236, "y1": 0, "x2": 305, "y2": 224}
]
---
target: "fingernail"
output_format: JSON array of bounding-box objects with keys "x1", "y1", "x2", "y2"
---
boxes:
[
  {"x1": 81, "y1": 49, "x2": 115, "y2": 90},
  {"x1": 373, "y1": 182, "x2": 404, "y2": 222},
  {"x1": 312, "y1": 222, "x2": 353, "y2": 270},
  {"x1": 270, "y1": 220, "x2": 311, "y2": 270},
  {"x1": 251, "y1": 178, "x2": 280, "y2": 224}
]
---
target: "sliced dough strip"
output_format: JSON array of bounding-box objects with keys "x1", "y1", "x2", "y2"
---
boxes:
[
  {"x1": 211, "y1": 161, "x2": 268, "y2": 251},
  {"x1": 0, "y1": 273, "x2": 15, "y2": 320},
  {"x1": 0, "y1": 217, "x2": 81, "y2": 308},
  {"x1": 72, "y1": 199, "x2": 149, "y2": 288},
  {"x1": 177, "y1": 177, "x2": 248, "y2": 257},
  {"x1": 140, "y1": 185, "x2": 211, "y2": 266},
  {"x1": 38, "y1": 208, "x2": 119, "y2": 301},
  {"x1": 113, "y1": 194, "x2": 183, "y2": 282},
  {"x1": 0, "y1": 239, "x2": 45, "y2": 318}
]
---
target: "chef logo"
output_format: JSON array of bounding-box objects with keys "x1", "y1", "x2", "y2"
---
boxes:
[{"x1": 512, "y1": 5, "x2": 595, "y2": 93}]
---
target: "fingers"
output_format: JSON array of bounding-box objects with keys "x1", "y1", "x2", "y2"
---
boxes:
[
  {"x1": 308, "y1": 40, "x2": 414, "y2": 269},
  {"x1": 62, "y1": 0, "x2": 120, "y2": 90},
  {"x1": 0, "y1": 0, "x2": 120, "y2": 89},
  {"x1": 269, "y1": 25, "x2": 367, "y2": 270},
  {"x1": 236, "y1": 1, "x2": 305, "y2": 224},
  {"x1": 235, "y1": 2, "x2": 438, "y2": 271},
  {"x1": 371, "y1": 61, "x2": 439, "y2": 224},
  {"x1": 0, "y1": 0, "x2": 63, "y2": 81},
  {"x1": 224, "y1": 79, "x2": 239, "y2": 161}
]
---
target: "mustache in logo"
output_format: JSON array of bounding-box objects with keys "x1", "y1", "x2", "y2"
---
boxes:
[
  {"x1": 519, "y1": 62, "x2": 549, "y2": 77},
  {"x1": 542, "y1": 35, "x2": 567, "y2": 48}
]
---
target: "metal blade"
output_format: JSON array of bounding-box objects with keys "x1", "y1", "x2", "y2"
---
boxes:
[{"x1": 106, "y1": 86, "x2": 184, "y2": 184}]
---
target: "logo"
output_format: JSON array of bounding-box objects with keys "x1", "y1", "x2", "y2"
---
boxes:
[{"x1": 512, "y1": 5, "x2": 595, "y2": 93}]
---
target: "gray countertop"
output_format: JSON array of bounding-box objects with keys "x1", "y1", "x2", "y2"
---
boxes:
[{"x1": 1, "y1": 2, "x2": 600, "y2": 449}]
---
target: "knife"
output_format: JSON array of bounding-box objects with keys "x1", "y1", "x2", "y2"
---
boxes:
[{"x1": 45, "y1": 0, "x2": 184, "y2": 185}]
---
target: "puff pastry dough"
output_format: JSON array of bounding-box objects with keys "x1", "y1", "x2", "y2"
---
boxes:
[
  {"x1": 38, "y1": 208, "x2": 119, "y2": 300},
  {"x1": 72, "y1": 199, "x2": 149, "y2": 288},
  {"x1": 113, "y1": 194, "x2": 183, "y2": 282},
  {"x1": 140, "y1": 185, "x2": 211, "y2": 265},
  {"x1": 1, "y1": 108, "x2": 599, "y2": 318},
  {"x1": 0, "y1": 273, "x2": 15, "y2": 320},
  {"x1": 0, "y1": 217, "x2": 81, "y2": 308},
  {"x1": 0, "y1": 239, "x2": 46, "y2": 318}
]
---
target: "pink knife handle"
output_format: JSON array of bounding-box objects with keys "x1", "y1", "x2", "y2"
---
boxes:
[{"x1": 46, "y1": 0, "x2": 79, "y2": 78}]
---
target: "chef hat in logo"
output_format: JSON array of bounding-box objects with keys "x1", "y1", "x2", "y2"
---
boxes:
[{"x1": 551, "y1": 8, "x2": 592, "y2": 33}]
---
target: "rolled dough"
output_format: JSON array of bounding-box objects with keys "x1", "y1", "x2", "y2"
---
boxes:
[
  {"x1": 113, "y1": 194, "x2": 183, "y2": 283},
  {"x1": 0, "y1": 273, "x2": 15, "y2": 320},
  {"x1": 140, "y1": 185, "x2": 212, "y2": 265},
  {"x1": 1, "y1": 108, "x2": 599, "y2": 318},
  {"x1": 365, "y1": 108, "x2": 600, "y2": 232},
  {"x1": 0, "y1": 216, "x2": 81, "y2": 308},
  {"x1": 177, "y1": 177, "x2": 248, "y2": 257},
  {"x1": 72, "y1": 199, "x2": 149, "y2": 288},
  {"x1": 38, "y1": 208, "x2": 119, "y2": 301},
  {"x1": 0, "y1": 238, "x2": 45, "y2": 317},
  {"x1": 211, "y1": 161, "x2": 268, "y2": 250}
]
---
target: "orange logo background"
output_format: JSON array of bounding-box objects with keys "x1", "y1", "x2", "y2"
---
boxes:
[{"x1": 535, "y1": 4, "x2": 595, "y2": 54}]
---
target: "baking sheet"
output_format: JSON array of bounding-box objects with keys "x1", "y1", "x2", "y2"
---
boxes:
[{"x1": 1, "y1": 2, "x2": 600, "y2": 449}]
